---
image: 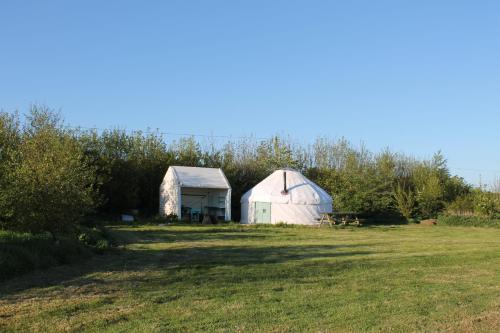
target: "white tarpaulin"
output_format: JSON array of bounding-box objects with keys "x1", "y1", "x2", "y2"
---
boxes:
[
  {"x1": 240, "y1": 169, "x2": 332, "y2": 225},
  {"x1": 159, "y1": 166, "x2": 231, "y2": 221}
]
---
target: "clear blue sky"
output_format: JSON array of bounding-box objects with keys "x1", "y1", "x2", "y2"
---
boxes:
[{"x1": 1, "y1": 1, "x2": 499, "y2": 186}]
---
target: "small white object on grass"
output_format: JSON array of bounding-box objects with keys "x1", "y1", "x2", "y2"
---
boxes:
[{"x1": 121, "y1": 214, "x2": 134, "y2": 222}]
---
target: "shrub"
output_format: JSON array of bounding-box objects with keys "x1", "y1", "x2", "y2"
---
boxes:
[
  {"x1": 94, "y1": 239, "x2": 110, "y2": 252},
  {"x1": 437, "y1": 215, "x2": 500, "y2": 228},
  {"x1": 446, "y1": 190, "x2": 499, "y2": 218},
  {"x1": 393, "y1": 183, "x2": 415, "y2": 221},
  {"x1": 76, "y1": 225, "x2": 113, "y2": 252},
  {"x1": 473, "y1": 190, "x2": 498, "y2": 218},
  {"x1": 446, "y1": 194, "x2": 475, "y2": 215}
]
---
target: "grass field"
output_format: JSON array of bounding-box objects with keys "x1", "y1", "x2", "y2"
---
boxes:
[{"x1": 1, "y1": 224, "x2": 499, "y2": 332}]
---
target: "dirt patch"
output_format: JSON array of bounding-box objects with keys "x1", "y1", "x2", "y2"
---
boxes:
[{"x1": 420, "y1": 219, "x2": 437, "y2": 226}]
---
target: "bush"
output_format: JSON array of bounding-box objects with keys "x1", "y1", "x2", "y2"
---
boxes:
[
  {"x1": 446, "y1": 190, "x2": 499, "y2": 218},
  {"x1": 473, "y1": 190, "x2": 498, "y2": 217},
  {"x1": 446, "y1": 194, "x2": 475, "y2": 215},
  {"x1": 76, "y1": 225, "x2": 113, "y2": 253},
  {"x1": 437, "y1": 215, "x2": 500, "y2": 228},
  {"x1": 94, "y1": 239, "x2": 111, "y2": 252},
  {"x1": 393, "y1": 183, "x2": 415, "y2": 221}
]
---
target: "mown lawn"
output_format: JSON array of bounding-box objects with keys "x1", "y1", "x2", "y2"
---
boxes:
[{"x1": 0, "y1": 224, "x2": 499, "y2": 332}]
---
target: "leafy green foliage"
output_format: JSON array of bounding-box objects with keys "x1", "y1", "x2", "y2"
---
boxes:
[
  {"x1": 446, "y1": 194, "x2": 475, "y2": 215},
  {"x1": 77, "y1": 225, "x2": 112, "y2": 253},
  {"x1": 446, "y1": 188, "x2": 499, "y2": 218},
  {"x1": 0, "y1": 105, "x2": 484, "y2": 225},
  {"x1": 411, "y1": 152, "x2": 446, "y2": 218},
  {"x1": 51, "y1": 112, "x2": 481, "y2": 220},
  {"x1": 0, "y1": 107, "x2": 98, "y2": 233},
  {"x1": 437, "y1": 214, "x2": 500, "y2": 228},
  {"x1": 472, "y1": 190, "x2": 498, "y2": 217},
  {"x1": 393, "y1": 182, "x2": 415, "y2": 221}
]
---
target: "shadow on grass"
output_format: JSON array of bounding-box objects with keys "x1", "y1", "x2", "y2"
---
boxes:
[
  {"x1": 112, "y1": 227, "x2": 271, "y2": 244},
  {"x1": 0, "y1": 227, "x2": 375, "y2": 297}
]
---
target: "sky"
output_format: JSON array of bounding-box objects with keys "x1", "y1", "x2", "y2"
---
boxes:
[{"x1": 1, "y1": 0, "x2": 499, "y2": 186}]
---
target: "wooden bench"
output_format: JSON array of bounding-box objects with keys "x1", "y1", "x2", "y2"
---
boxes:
[
  {"x1": 318, "y1": 212, "x2": 364, "y2": 227},
  {"x1": 318, "y1": 213, "x2": 336, "y2": 227}
]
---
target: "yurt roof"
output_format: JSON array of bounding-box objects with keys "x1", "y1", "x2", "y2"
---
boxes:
[
  {"x1": 240, "y1": 169, "x2": 332, "y2": 205},
  {"x1": 169, "y1": 166, "x2": 231, "y2": 189}
]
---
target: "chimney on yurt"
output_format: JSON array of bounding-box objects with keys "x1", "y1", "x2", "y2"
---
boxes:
[{"x1": 281, "y1": 171, "x2": 288, "y2": 195}]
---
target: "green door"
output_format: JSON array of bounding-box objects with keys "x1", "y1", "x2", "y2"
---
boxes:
[{"x1": 254, "y1": 202, "x2": 271, "y2": 223}]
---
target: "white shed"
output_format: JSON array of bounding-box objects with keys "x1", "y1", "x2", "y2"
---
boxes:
[
  {"x1": 160, "y1": 166, "x2": 231, "y2": 222},
  {"x1": 240, "y1": 169, "x2": 332, "y2": 225}
]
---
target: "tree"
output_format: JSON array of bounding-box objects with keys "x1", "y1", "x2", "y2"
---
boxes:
[
  {"x1": 411, "y1": 154, "x2": 448, "y2": 218},
  {"x1": 0, "y1": 106, "x2": 98, "y2": 234},
  {"x1": 473, "y1": 189, "x2": 498, "y2": 218},
  {"x1": 393, "y1": 182, "x2": 416, "y2": 221},
  {"x1": 0, "y1": 112, "x2": 22, "y2": 225},
  {"x1": 256, "y1": 136, "x2": 302, "y2": 171}
]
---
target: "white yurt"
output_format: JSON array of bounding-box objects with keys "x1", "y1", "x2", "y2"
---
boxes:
[{"x1": 240, "y1": 169, "x2": 332, "y2": 225}]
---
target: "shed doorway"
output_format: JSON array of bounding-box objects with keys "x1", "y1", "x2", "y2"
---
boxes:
[{"x1": 254, "y1": 202, "x2": 271, "y2": 223}]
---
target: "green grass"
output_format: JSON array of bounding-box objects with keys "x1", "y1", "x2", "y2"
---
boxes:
[
  {"x1": 0, "y1": 225, "x2": 114, "y2": 282},
  {"x1": 1, "y1": 224, "x2": 499, "y2": 332},
  {"x1": 0, "y1": 230, "x2": 91, "y2": 281}
]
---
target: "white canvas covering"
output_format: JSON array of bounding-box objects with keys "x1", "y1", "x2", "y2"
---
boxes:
[
  {"x1": 160, "y1": 166, "x2": 231, "y2": 221},
  {"x1": 240, "y1": 169, "x2": 332, "y2": 225},
  {"x1": 171, "y1": 166, "x2": 231, "y2": 189}
]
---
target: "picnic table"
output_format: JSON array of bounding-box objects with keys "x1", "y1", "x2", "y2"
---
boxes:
[{"x1": 318, "y1": 212, "x2": 363, "y2": 227}]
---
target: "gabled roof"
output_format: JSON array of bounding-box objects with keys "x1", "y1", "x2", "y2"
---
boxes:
[{"x1": 170, "y1": 166, "x2": 231, "y2": 189}]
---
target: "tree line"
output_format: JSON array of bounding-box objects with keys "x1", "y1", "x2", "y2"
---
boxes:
[{"x1": 1, "y1": 106, "x2": 498, "y2": 234}]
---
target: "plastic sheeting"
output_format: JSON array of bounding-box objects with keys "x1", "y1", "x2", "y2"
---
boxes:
[
  {"x1": 159, "y1": 167, "x2": 181, "y2": 217},
  {"x1": 240, "y1": 169, "x2": 332, "y2": 225},
  {"x1": 171, "y1": 166, "x2": 231, "y2": 189}
]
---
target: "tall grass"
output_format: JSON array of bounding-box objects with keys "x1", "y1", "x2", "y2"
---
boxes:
[{"x1": 0, "y1": 230, "x2": 91, "y2": 281}]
